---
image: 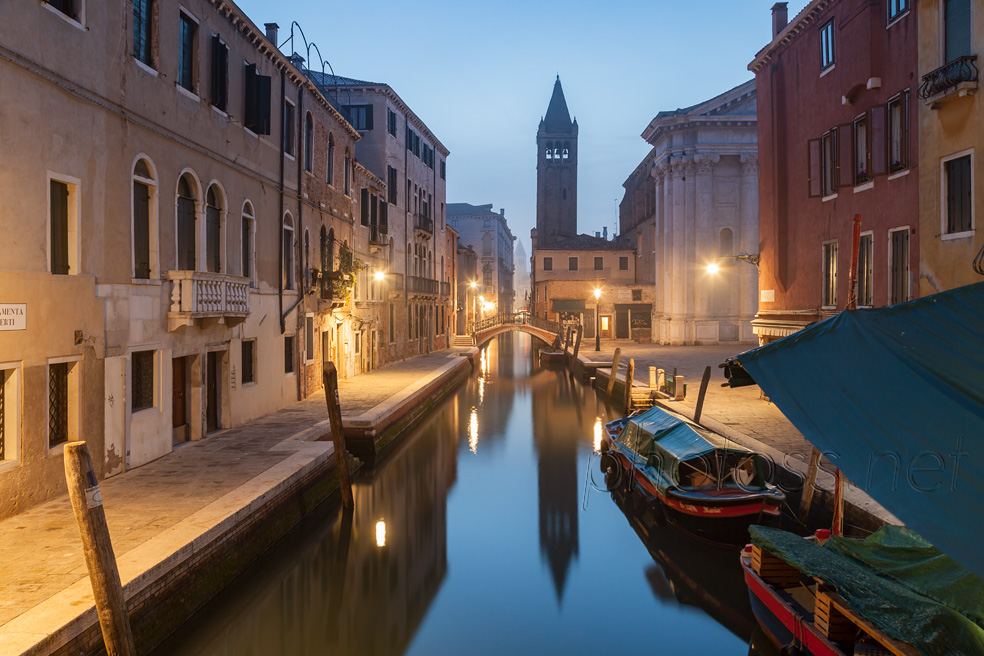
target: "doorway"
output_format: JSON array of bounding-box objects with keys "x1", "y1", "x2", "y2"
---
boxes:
[
  {"x1": 615, "y1": 309, "x2": 629, "y2": 339},
  {"x1": 206, "y1": 351, "x2": 219, "y2": 433},
  {"x1": 172, "y1": 356, "x2": 189, "y2": 445},
  {"x1": 600, "y1": 315, "x2": 613, "y2": 339}
]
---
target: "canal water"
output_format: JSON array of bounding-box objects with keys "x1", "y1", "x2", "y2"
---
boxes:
[{"x1": 155, "y1": 333, "x2": 777, "y2": 656}]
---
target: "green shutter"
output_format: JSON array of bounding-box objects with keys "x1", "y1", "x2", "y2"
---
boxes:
[
  {"x1": 50, "y1": 180, "x2": 70, "y2": 274},
  {"x1": 945, "y1": 0, "x2": 972, "y2": 63}
]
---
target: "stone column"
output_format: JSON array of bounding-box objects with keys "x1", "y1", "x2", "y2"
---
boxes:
[
  {"x1": 693, "y1": 153, "x2": 719, "y2": 327},
  {"x1": 683, "y1": 155, "x2": 698, "y2": 344},
  {"x1": 739, "y1": 154, "x2": 759, "y2": 342},
  {"x1": 670, "y1": 156, "x2": 688, "y2": 344},
  {"x1": 651, "y1": 164, "x2": 665, "y2": 318}
]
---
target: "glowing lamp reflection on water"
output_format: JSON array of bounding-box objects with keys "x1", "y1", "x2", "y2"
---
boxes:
[
  {"x1": 375, "y1": 520, "x2": 386, "y2": 547},
  {"x1": 469, "y1": 408, "x2": 479, "y2": 454},
  {"x1": 593, "y1": 418, "x2": 603, "y2": 453}
]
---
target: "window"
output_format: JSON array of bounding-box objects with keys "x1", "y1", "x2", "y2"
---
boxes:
[
  {"x1": 821, "y1": 130, "x2": 837, "y2": 197},
  {"x1": 819, "y1": 19, "x2": 835, "y2": 70},
  {"x1": 242, "y1": 201, "x2": 254, "y2": 282},
  {"x1": 283, "y1": 99, "x2": 295, "y2": 157},
  {"x1": 178, "y1": 12, "x2": 197, "y2": 93},
  {"x1": 132, "y1": 0, "x2": 154, "y2": 66},
  {"x1": 344, "y1": 149, "x2": 351, "y2": 195},
  {"x1": 283, "y1": 214, "x2": 295, "y2": 289},
  {"x1": 888, "y1": 92, "x2": 909, "y2": 172},
  {"x1": 344, "y1": 104, "x2": 373, "y2": 131},
  {"x1": 440, "y1": 160, "x2": 446, "y2": 180},
  {"x1": 284, "y1": 336, "x2": 295, "y2": 374},
  {"x1": 853, "y1": 115, "x2": 869, "y2": 184},
  {"x1": 132, "y1": 158, "x2": 157, "y2": 279},
  {"x1": 543, "y1": 257, "x2": 553, "y2": 271},
  {"x1": 361, "y1": 189, "x2": 370, "y2": 226},
  {"x1": 305, "y1": 314, "x2": 315, "y2": 363},
  {"x1": 303, "y1": 113, "x2": 314, "y2": 172},
  {"x1": 389, "y1": 303, "x2": 395, "y2": 343},
  {"x1": 47, "y1": 359, "x2": 79, "y2": 448},
  {"x1": 387, "y1": 166, "x2": 397, "y2": 204},
  {"x1": 326, "y1": 133, "x2": 335, "y2": 185},
  {"x1": 205, "y1": 185, "x2": 223, "y2": 273},
  {"x1": 131, "y1": 350, "x2": 155, "y2": 412},
  {"x1": 568, "y1": 257, "x2": 578, "y2": 271},
  {"x1": 619, "y1": 256, "x2": 629, "y2": 271},
  {"x1": 0, "y1": 366, "x2": 22, "y2": 463},
  {"x1": 176, "y1": 173, "x2": 197, "y2": 270},
  {"x1": 944, "y1": 0, "x2": 971, "y2": 64},
  {"x1": 858, "y1": 233, "x2": 873, "y2": 307},
  {"x1": 889, "y1": 229, "x2": 910, "y2": 304},
  {"x1": 242, "y1": 339, "x2": 256, "y2": 384},
  {"x1": 49, "y1": 175, "x2": 79, "y2": 275},
  {"x1": 243, "y1": 63, "x2": 272, "y2": 134},
  {"x1": 594, "y1": 256, "x2": 604, "y2": 271},
  {"x1": 632, "y1": 289, "x2": 643, "y2": 301},
  {"x1": 888, "y1": 0, "x2": 907, "y2": 22},
  {"x1": 45, "y1": 0, "x2": 82, "y2": 23},
  {"x1": 822, "y1": 241, "x2": 838, "y2": 307},
  {"x1": 210, "y1": 35, "x2": 228, "y2": 111},
  {"x1": 387, "y1": 108, "x2": 397, "y2": 137},
  {"x1": 943, "y1": 152, "x2": 973, "y2": 235}
]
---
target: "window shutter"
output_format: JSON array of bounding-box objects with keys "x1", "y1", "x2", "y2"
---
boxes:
[
  {"x1": 50, "y1": 181, "x2": 69, "y2": 274},
  {"x1": 808, "y1": 138, "x2": 822, "y2": 197},
  {"x1": 256, "y1": 73, "x2": 271, "y2": 135},
  {"x1": 869, "y1": 105, "x2": 887, "y2": 176},
  {"x1": 361, "y1": 189, "x2": 370, "y2": 226},
  {"x1": 380, "y1": 201, "x2": 388, "y2": 229},
  {"x1": 211, "y1": 36, "x2": 221, "y2": 106},
  {"x1": 133, "y1": 181, "x2": 151, "y2": 278},
  {"x1": 371, "y1": 194, "x2": 378, "y2": 226},
  {"x1": 838, "y1": 124, "x2": 853, "y2": 187},
  {"x1": 365, "y1": 105, "x2": 374, "y2": 130},
  {"x1": 219, "y1": 43, "x2": 229, "y2": 110},
  {"x1": 945, "y1": 0, "x2": 972, "y2": 63}
]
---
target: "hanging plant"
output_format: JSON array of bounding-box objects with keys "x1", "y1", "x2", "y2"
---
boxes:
[{"x1": 329, "y1": 243, "x2": 364, "y2": 302}]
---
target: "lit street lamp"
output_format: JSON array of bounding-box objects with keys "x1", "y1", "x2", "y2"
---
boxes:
[{"x1": 594, "y1": 288, "x2": 602, "y2": 351}]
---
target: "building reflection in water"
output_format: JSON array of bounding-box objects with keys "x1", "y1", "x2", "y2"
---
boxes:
[
  {"x1": 531, "y1": 368, "x2": 583, "y2": 604},
  {"x1": 154, "y1": 392, "x2": 460, "y2": 656}
]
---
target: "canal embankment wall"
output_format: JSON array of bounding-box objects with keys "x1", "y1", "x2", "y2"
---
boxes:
[
  {"x1": 582, "y1": 353, "x2": 899, "y2": 536},
  {"x1": 0, "y1": 349, "x2": 476, "y2": 656}
]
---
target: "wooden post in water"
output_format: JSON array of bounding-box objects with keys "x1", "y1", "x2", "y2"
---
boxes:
[
  {"x1": 323, "y1": 362, "x2": 354, "y2": 509},
  {"x1": 572, "y1": 325, "x2": 583, "y2": 364},
  {"x1": 63, "y1": 442, "x2": 136, "y2": 656},
  {"x1": 798, "y1": 447, "x2": 823, "y2": 528},
  {"x1": 605, "y1": 348, "x2": 622, "y2": 401},
  {"x1": 563, "y1": 327, "x2": 571, "y2": 355},
  {"x1": 623, "y1": 358, "x2": 635, "y2": 410},
  {"x1": 693, "y1": 366, "x2": 712, "y2": 424}
]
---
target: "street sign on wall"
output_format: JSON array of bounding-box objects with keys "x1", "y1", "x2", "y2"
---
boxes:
[{"x1": 0, "y1": 304, "x2": 26, "y2": 331}]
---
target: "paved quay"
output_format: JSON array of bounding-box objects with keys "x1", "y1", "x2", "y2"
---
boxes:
[
  {"x1": 577, "y1": 340, "x2": 898, "y2": 527},
  {"x1": 0, "y1": 347, "x2": 475, "y2": 656}
]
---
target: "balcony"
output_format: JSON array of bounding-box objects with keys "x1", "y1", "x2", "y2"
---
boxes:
[
  {"x1": 407, "y1": 275, "x2": 439, "y2": 295},
  {"x1": 167, "y1": 271, "x2": 249, "y2": 331},
  {"x1": 440, "y1": 281, "x2": 451, "y2": 297},
  {"x1": 369, "y1": 223, "x2": 388, "y2": 247},
  {"x1": 919, "y1": 55, "x2": 978, "y2": 108},
  {"x1": 413, "y1": 212, "x2": 433, "y2": 238},
  {"x1": 318, "y1": 270, "x2": 350, "y2": 308}
]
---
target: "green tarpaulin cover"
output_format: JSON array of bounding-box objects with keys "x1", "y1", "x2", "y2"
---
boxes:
[{"x1": 750, "y1": 525, "x2": 984, "y2": 656}]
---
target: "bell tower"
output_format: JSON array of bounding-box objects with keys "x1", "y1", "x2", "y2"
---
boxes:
[{"x1": 536, "y1": 76, "x2": 578, "y2": 247}]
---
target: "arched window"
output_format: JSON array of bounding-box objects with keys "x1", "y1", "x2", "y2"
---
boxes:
[
  {"x1": 205, "y1": 184, "x2": 224, "y2": 272},
  {"x1": 545, "y1": 141, "x2": 553, "y2": 160},
  {"x1": 283, "y1": 213, "x2": 295, "y2": 290},
  {"x1": 176, "y1": 172, "x2": 199, "y2": 271},
  {"x1": 132, "y1": 156, "x2": 157, "y2": 279},
  {"x1": 407, "y1": 242, "x2": 412, "y2": 276},
  {"x1": 343, "y1": 148, "x2": 351, "y2": 196},
  {"x1": 562, "y1": 142, "x2": 570, "y2": 159},
  {"x1": 719, "y1": 228, "x2": 734, "y2": 258},
  {"x1": 328, "y1": 228, "x2": 335, "y2": 272},
  {"x1": 242, "y1": 201, "x2": 255, "y2": 283},
  {"x1": 303, "y1": 229, "x2": 310, "y2": 287},
  {"x1": 304, "y1": 112, "x2": 314, "y2": 173},
  {"x1": 327, "y1": 133, "x2": 335, "y2": 185}
]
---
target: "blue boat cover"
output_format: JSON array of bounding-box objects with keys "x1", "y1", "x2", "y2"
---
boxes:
[{"x1": 737, "y1": 282, "x2": 984, "y2": 579}]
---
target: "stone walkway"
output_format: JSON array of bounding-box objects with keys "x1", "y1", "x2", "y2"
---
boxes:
[{"x1": 0, "y1": 347, "x2": 475, "y2": 654}]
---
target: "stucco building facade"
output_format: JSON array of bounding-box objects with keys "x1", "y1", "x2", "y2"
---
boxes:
[{"x1": 447, "y1": 203, "x2": 516, "y2": 315}]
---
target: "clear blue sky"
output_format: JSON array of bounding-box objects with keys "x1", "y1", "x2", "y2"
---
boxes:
[{"x1": 233, "y1": 0, "x2": 808, "y2": 252}]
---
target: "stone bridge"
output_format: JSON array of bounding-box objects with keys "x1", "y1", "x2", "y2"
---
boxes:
[{"x1": 472, "y1": 312, "x2": 562, "y2": 347}]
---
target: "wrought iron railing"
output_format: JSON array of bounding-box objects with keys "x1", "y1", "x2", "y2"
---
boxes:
[
  {"x1": 918, "y1": 55, "x2": 979, "y2": 100},
  {"x1": 407, "y1": 275, "x2": 439, "y2": 294},
  {"x1": 413, "y1": 212, "x2": 433, "y2": 234},
  {"x1": 473, "y1": 311, "x2": 560, "y2": 334},
  {"x1": 973, "y1": 240, "x2": 984, "y2": 277}
]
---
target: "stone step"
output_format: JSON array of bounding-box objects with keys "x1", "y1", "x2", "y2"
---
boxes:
[{"x1": 452, "y1": 335, "x2": 473, "y2": 347}]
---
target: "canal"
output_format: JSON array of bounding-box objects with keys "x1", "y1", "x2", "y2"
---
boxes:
[{"x1": 153, "y1": 333, "x2": 777, "y2": 655}]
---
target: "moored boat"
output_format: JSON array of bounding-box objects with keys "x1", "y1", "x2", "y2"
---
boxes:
[
  {"x1": 741, "y1": 525, "x2": 984, "y2": 656},
  {"x1": 600, "y1": 404, "x2": 784, "y2": 544},
  {"x1": 538, "y1": 349, "x2": 566, "y2": 366}
]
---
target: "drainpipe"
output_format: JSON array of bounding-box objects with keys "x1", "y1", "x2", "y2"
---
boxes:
[
  {"x1": 278, "y1": 67, "x2": 286, "y2": 334},
  {"x1": 295, "y1": 76, "x2": 305, "y2": 401}
]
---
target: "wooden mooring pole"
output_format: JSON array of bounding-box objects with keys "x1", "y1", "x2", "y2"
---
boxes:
[
  {"x1": 798, "y1": 447, "x2": 823, "y2": 528},
  {"x1": 623, "y1": 358, "x2": 635, "y2": 410},
  {"x1": 571, "y1": 325, "x2": 583, "y2": 367},
  {"x1": 64, "y1": 442, "x2": 136, "y2": 656},
  {"x1": 323, "y1": 362, "x2": 355, "y2": 509},
  {"x1": 605, "y1": 348, "x2": 622, "y2": 401},
  {"x1": 693, "y1": 365, "x2": 712, "y2": 424}
]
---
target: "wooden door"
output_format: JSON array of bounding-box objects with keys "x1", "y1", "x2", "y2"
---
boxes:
[
  {"x1": 172, "y1": 356, "x2": 188, "y2": 443},
  {"x1": 206, "y1": 352, "x2": 218, "y2": 433}
]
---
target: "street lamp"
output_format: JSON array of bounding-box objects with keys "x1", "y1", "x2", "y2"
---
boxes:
[
  {"x1": 593, "y1": 288, "x2": 602, "y2": 351},
  {"x1": 468, "y1": 281, "x2": 477, "y2": 332},
  {"x1": 706, "y1": 253, "x2": 760, "y2": 273},
  {"x1": 374, "y1": 271, "x2": 385, "y2": 281}
]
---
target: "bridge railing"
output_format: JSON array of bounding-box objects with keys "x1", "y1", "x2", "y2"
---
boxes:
[{"x1": 473, "y1": 311, "x2": 560, "y2": 335}]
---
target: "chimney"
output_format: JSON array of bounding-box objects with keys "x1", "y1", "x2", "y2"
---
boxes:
[
  {"x1": 603, "y1": 227, "x2": 608, "y2": 240},
  {"x1": 265, "y1": 22, "x2": 279, "y2": 46},
  {"x1": 289, "y1": 53, "x2": 305, "y2": 69},
  {"x1": 499, "y1": 208, "x2": 505, "y2": 216},
  {"x1": 771, "y1": 3, "x2": 788, "y2": 38},
  {"x1": 595, "y1": 231, "x2": 601, "y2": 238}
]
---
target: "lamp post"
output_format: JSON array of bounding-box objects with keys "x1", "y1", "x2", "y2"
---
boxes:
[
  {"x1": 469, "y1": 281, "x2": 477, "y2": 331},
  {"x1": 594, "y1": 288, "x2": 602, "y2": 351}
]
